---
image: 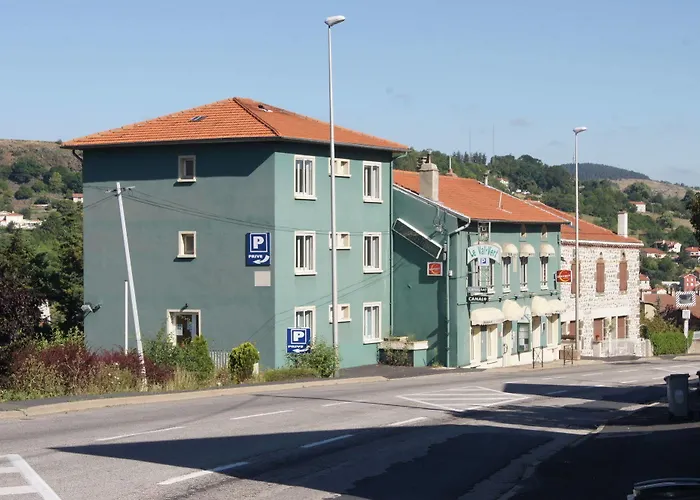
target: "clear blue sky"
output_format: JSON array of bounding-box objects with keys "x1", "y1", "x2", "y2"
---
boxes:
[{"x1": 2, "y1": 0, "x2": 698, "y2": 183}]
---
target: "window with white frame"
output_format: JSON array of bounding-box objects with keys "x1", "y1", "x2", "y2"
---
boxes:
[
  {"x1": 363, "y1": 162, "x2": 382, "y2": 202},
  {"x1": 470, "y1": 260, "x2": 494, "y2": 289},
  {"x1": 363, "y1": 233, "x2": 382, "y2": 273},
  {"x1": 167, "y1": 310, "x2": 200, "y2": 346},
  {"x1": 540, "y1": 256, "x2": 549, "y2": 289},
  {"x1": 502, "y1": 256, "x2": 512, "y2": 291},
  {"x1": 178, "y1": 156, "x2": 196, "y2": 181},
  {"x1": 329, "y1": 158, "x2": 351, "y2": 177},
  {"x1": 178, "y1": 231, "x2": 196, "y2": 258},
  {"x1": 520, "y1": 257, "x2": 529, "y2": 290},
  {"x1": 294, "y1": 231, "x2": 316, "y2": 275},
  {"x1": 329, "y1": 232, "x2": 351, "y2": 250},
  {"x1": 294, "y1": 156, "x2": 315, "y2": 199},
  {"x1": 294, "y1": 306, "x2": 315, "y2": 342},
  {"x1": 328, "y1": 304, "x2": 351, "y2": 323},
  {"x1": 363, "y1": 302, "x2": 381, "y2": 343}
]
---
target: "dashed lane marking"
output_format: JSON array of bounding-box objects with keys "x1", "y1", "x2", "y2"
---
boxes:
[
  {"x1": 96, "y1": 426, "x2": 185, "y2": 442},
  {"x1": 230, "y1": 410, "x2": 293, "y2": 421},
  {"x1": 158, "y1": 461, "x2": 249, "y2": 486},
  {"x1": 322, "y1": 401, "x2": 353, "y2": 407},
  {"x1": 388, "y1": 417, "x2": 428, "y2": 427},
  {"x1": 300, "y1": 434, "x2": 353, "y2": 449}
]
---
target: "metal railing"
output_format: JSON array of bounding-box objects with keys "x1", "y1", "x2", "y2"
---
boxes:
[
  {"x1": 209, "y1": 350, "x2": 229, "y2": 370},
  {"x1": 532, "y1": 346, "x2": 544, "y2": 368},
  {"x1": 562, "y1": 344, "x2": 575, "y2": 366},
  {"x1": 598, "y1": 338, "x2": 638, "y2": 358}
]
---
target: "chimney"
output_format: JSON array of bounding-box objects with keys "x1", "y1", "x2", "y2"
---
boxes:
[
  {"x1": 418, "y1": 158, "x2": 439, "y2": 202},
  {"x1": 484, "y1": 170, "x2": 490, "y2": 186},
  {"x1": 617, "y1": 211, "x2": 628, "y2": 237}
]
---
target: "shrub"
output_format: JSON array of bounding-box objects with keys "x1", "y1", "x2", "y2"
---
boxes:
[
  {"x1": 286, "y1": 339, "x2": 340, "y2": 378},
  {"x1": 263, "y1": 367, "x2": 318, "y2": 382},
  {"x1": 143, "y1": 329, "x2": 181, "y2": 369},
  {"x1": 229, "y1": 342, "x2": 260, "y2": 384},
  {"x1": 178, "y1": 336, "x2": 215, "y2": 382},
  {"x1": 649, "y1": 332, "x2": 690, "y2": 355}
]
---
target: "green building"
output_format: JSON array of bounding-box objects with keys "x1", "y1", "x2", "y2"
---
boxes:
[
  {"x1": 392, "y1": 161, "x2": 569, "y2": 368},
  {"x1": 63, "y1": 97, "x2": 407, "y2": 370}
]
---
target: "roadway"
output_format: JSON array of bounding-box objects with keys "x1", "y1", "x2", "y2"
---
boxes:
[{"x1": 0, "y1": 357, "x2": 697, "y2": 500}]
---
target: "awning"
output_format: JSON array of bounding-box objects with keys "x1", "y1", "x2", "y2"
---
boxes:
[
  {"x1": 502, "y1": 299, "x2": 525, "y2": 321},
  {"x1": 520, "y1": 242, "x2": 535, "y2": 257},
  {"x1": 531, "y1": 296, "x2": 549, "y2": 316},
  {"x1": 547, "y1": 299, "x2": 567, "y2": 315},
  {"x1": 470, "y1": 307, "x2": 505, "y2": 326},
  {"x1": 540, "y1": 243, "x2": 556, "y2": 257},
  {"x1": 502, "y1": 243, "x2": 519, "y2": 257}
]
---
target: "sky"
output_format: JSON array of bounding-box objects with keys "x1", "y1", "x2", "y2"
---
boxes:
[{"x1": 2, "y1": 0, "x2": 698, "y2": 183}]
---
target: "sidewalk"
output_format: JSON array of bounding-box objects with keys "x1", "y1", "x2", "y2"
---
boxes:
[{"x1": 507, "y1": 402, "x2": 700, "y2": 500}]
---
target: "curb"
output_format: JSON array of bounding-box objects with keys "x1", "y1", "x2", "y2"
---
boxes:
[{"x1": 0, "y1": 375, "x2": 388, "y2": 420}]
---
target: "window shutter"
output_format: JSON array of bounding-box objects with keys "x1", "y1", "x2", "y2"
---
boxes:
[
  {"x1": 596, "y1": 259, "x2": 605, "y2": 293},
  {"x1": 619, "y1": 260, "x2": 628, "y2": 292}
]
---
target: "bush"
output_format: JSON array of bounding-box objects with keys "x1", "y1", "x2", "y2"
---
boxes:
[
  {"x1": 229, "y1": 342, "x2": 260, "y2": 384},
  {"x1": 649, "y1": 332, "x2": 690, "y2": 355},
  {"x1": 143, "y1": 329, "x2": 180, "y2": 369},
  {"x1": 263, "y1": 367, "x2": 318, "y2": 382},
  {"x1": 286, "y1": 339, "x2": 339, "y2": 378},
  {"x1": 178, "y1": 336, "x2": 215, "y2": 383}
]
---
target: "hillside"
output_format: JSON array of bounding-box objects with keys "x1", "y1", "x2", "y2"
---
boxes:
[
  {"x1": 613, "y1": 178, "x2": 697, "y2": 199},
  {"x1": 0, "y1": 139, "x2": 82, "y2": 212},
  {"x1": 557, "y1": 162, "x2": 650, "y2": 181}
]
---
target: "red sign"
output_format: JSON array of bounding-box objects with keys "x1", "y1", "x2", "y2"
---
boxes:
[
  {"x1": 427, "y1": 262, "x2": 443, "y2": 277},
  {"x1": 556, "y1": 269, "x2": 572, "y2": 283}
]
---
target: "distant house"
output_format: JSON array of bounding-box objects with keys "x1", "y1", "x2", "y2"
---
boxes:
[
  {"x1": 72, "y1": 193, "x2": 84, "y2": 204},
  {"x1": 682, "y1": 274, "x2": 698, "y2": 293},
  {"x1": 0, "y1": 211, "x2": 41, "y2": 230},
  {"x1": 685, "y1": 247, "x2": 700, "y2": 259},
  {"x1": 642, "y1": 247, "x2": 666, "y2": 259},
  {"x1": 654, "y1": 240, "x2": 681, "y2": 253},
  {"x1": 639, "y1": 274, "x2": 651, "y2": 292},
  {"x1": 630, "y1": 201, "x2": 646, "y2": 213}
]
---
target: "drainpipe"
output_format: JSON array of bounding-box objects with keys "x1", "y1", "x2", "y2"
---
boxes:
[
  {"x1": 71, "y1": 150, "x2": 84, "y2": 164},
  {"x1": 445, "y1": 218, "x2": 471, "y2": 367},
  {"x1": 389, "y1": 150, "x2": 409, "y2": 339}
]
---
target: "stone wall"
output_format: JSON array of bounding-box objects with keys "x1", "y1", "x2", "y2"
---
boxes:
[{"x1": 560, "y1": 243, "x2": 642, "y2": 357}]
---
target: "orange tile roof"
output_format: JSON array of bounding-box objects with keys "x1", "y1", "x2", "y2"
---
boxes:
[
  {"x1": 63, "y1": 97, "x2": 408, "y2": 152},
  {"x1": 393, "y1": 171, "x2": 567, "y2": 223},
  {"x1": 528, "y1": 201, "x2": 643, "y2": 246}
]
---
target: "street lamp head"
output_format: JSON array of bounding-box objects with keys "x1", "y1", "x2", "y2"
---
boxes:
[
  {"x1": 573, "y1": 126, "x2": 588, "y2": 134},
  {"x1": 325, "y1": 15, "x2": 346, "y2": 27}
]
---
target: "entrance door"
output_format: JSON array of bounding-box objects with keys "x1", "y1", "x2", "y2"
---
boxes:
[
  {"x1": 502, "y1": 321, "x2": 512, "y2": 367},
  {"x1": 168, "y1": 310, "x2": 200, "y2": 345}
]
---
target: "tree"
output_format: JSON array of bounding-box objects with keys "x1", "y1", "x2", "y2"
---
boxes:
[
  {"x1": 9, "y1": 157, "x2": 44, "y2": 184},
  {"x1": 688, "y1": 192, "x2": 700, "y2": 245},
  {"x1": 14, "y1": 185, "x2": 33, "y2": 200},
  {"x1": 658, "y1": 212, "x2": 675, "y2": 229},
  {"x1": 0, "y1": 272, "x2": 43, "y2": 347},
  {"x1": 48, "y1": 171, "x2": 64, "y2": 193},
  {"x1": 624, "y1": 182, "x2": 652, "y2": 201}
]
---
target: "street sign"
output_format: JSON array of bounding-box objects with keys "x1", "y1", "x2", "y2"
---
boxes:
[
  {"x1": 246, "y1": 232, "x2": 271, "y2": 266},
  {"x1": 286, "y1": 327, "x2": 311, "y2": 353},
  {"x1": 478, "y1": 256, "x2": 490, "y2": 267},
  {"x1": 676, "y1": 291, "x2": 696, "y2": 309},
  {"x1": 682, "y1": 309, "x2": 691, "y2": 320},
  {"x1": 556, "y1": 269, "x2": 572, "y2": 283},
  {"x1": 468, "y1": 286, "x2": 489, "y2": 294},
  {"x1": 467, "y1": 295, "x2": 488, "y2": 303},
  {"x1": 427, "y1": 261, "x2": 443, "y2": 276}
]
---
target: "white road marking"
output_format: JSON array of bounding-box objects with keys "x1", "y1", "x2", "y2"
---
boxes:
[
  {"x1": 504, "y1": 380, "x2": 528, "y2": 384},
  {"x1": 616, "y1": 369, "x2": 638, "y2": 373},
  {"x1": 1, "y1": 454, "x2": 61, "y2": 499},
  {"x1": 322, "y1": 401, "x2": 353, "y2": 407},
  {"x1": 580, "y1": 372, "x2": 601, "y2": 377},
  {"x1": 398, "y1": 385, "x2": 530, "y2": 412},
  {"x1": 549, "y1": 375, "x2": 567, "y2": 379},
  {"x1": 301, "y1": 434, "x2": 353, "y2": 449},
  {"x1": 545, "y1": 390, "x2": 569, "y2": 395},
  {"x1": 0, "y1": 467, "x2": 17, "y2": 474},
  {"x1": 388, "y1": 417, "x2": 428, "y2": 427},
  {"x1": 230, "y1": 410, "x2": 293, "y2": 421},
  {"x1": 620, "y1": 380, "x2": 638, "y2": 384},
  {"x1": 594, "y1": 384, "x2": 608, "y2": 387},
  {"x1": 96, "y1": 426, "x2": 184, "y2": 442},
  {"x1": 158, "y1": 461, "x2": 249, "y2": 485},
  {"x1": 0, "y1": 485, "x2": 36, "y2": 495},
  {"x1": 540, "y1": 377, "x2": 553, "y2": 380}
]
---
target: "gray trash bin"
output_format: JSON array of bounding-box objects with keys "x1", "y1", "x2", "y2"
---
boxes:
[{"x1": 665, "y1": 373, "x2": 690, "y2": 418}]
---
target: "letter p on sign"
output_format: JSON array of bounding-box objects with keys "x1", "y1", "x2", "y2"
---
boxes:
[
  {"x1": 293, "y1": 330, "x2": 305, "y2": 342},
  {"x1": 252, "y1": 235, "x2": 265, "y2": 250}
]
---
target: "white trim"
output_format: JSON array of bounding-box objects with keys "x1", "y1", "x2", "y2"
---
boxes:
[
  {"x1": 328, "y1": 158, "x2": 351, "y2": 177},
  {"x1": 362, "y1": 302, "x2": 382, "y2": 344},
  {"x1": 362, "y1": 232, "x2": 383, "y2": 273},
  {"x1": 293, "y1": 155, "x2": 316, "y2": 200},
  {"x1": 502, "y1": 256, "x2": 512, "y2": 292},
  {"x1": 166, "y1": 309, "x2": 202, "y2": 345},
  {"x1": 561, "y1": 238, "x2": 644, "y2": 248},
  {"x1": 294, "y1": 306, "x2": 316, "y2": 342},
  {"x1": 294, "y1": 231, "x2": 317, "y2": 275},
  {"x1": 328, "y1": 303, "x2": 351, "y2": 323},
  {"x1": 519, "y1": 256, "x2": 529, "y2": 291},
  {"x1": 328, "y1": 231, "x2": 351, "y2": 250},
  {"x1": 177, "y1": 155, "x2": 196, "y2": 182},
  {"x1": 540, "y1": 256, "x2": 549, "y2": 290},
  {"x1": 177, "y1": 231, "x2": 197, "y2": 258},
  {"x1": 362, "y1": 161, "x2": 382, "y2": 203}
]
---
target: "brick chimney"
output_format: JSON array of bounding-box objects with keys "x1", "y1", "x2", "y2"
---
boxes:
[
  {"x1": 418, "y1": 154, "x2": 439, "y2": 202},
  {"x1": 617, "y1": 211, "x2": 628, "y2": 237}
]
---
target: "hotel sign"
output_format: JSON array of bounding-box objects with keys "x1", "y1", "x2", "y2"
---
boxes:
[{"x1": 467, "y1": 244, "x2": 501, "y2": 266}]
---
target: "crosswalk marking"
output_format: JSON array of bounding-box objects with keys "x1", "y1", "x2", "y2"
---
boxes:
[{"x1": 0, "y1": 455, "x2": 61, "y2": 499}]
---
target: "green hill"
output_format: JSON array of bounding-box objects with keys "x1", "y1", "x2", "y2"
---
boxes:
[{"x1": 557, "y1": 162, "x2": 650, "y2": 181}]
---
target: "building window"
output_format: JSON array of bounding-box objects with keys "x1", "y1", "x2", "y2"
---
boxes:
[
  {"x1": 571, "y1": 258, "x2": 578, "y2": 296},
  {"x1": 617, "y1": 316, "x2": 628, "y2": 338},
  {"x1": 540, "y1": 256, "x2": 549, "y2": 289},
  {"x1": 329, "y1": 304, "x2": 351, "y2": 323},
  {"x1": 363, "y1": 161, "x2": 382, "y2": 202},
  {"x1": 520, "y1": 224, "x2": 527, "y2": 239},
  {"x1": 363, "y1": 232, "x2": 382, "y2": 273},
  {"x1": 596, "y1": 255, "x2": 605, "y2": 294},
  {"x1": 294, "y1": 306, "x2": 316, "y2": 342},
  {"x1": 329, "y1": 232, "x2": 351, "y2": 250},
  {"x1": 470, "y1": 261, "x2": 494, "y2": 289},
  {"x1": 167, "y1": 310, "x2": 200, "y2": 346},
  {"x1": 619, "y1": 253, "x2": 628, "y2": 292},
  {"x1": 541, "y1": 225, "x2": 548, "y2": 240},
  {"x1": 363, "y1": 302, "x2": 381, "y2": 343},
  {"x1": 519, "y1": 257, "x2": 529, "y2": 290},
  {"x1": 517, "y1": 323, "x2": 530, "y2": 353},
  {"x1": 502, "y1": 256, "x2": 512, "y2": 291},
  {"x1": 294, "y1": 156, "x2": 316, "y2": 199},
  {"x1": 177, "y1": 231, "x2": 196, "y2": 258},
  {"x1": 329, "y1": 158, "x2": 351, "y2": 177},
  {"x1": 178, "y1": 156, "x2": 196, "y2": 182},
  {"x1": 593, "y1": 318, "x2": 604, "y2": 342},
  {"x1": 294, "y1": 231, "x2": 316, "y2": 275}
]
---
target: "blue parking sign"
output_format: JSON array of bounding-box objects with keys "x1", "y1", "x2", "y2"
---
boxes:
[
  {"x1": 287, "y1": 327, "x2": 311, "y2": 353},
  {"x1": 246, "y1": 232, "x2": 271, "y2": 266}
]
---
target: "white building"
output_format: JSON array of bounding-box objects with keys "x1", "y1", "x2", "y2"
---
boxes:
[
  {"x1": 72, "y1": 193, "x2": 84, "y2": 204},
  {"x1": 0, "y1": 212, "x2": 41, "y2": 229},
  {"x1": 631, "y1": 201, "x2": 646, "y2": 213},
  {"x1": 530, "y1": 204, "x2": 644, "y2": 357}
]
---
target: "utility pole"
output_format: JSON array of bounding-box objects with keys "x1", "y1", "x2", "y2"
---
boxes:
[
  {"x1": 111, "y1": 182, "x2": 147, "y2": 390},
  {"x1": 124, "y1": 280, "x2": 129, "y2": 354}
]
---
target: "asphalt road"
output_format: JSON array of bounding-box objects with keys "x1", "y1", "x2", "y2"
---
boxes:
[{"x1": 1, "y1": 358, "x2": 698, "y2": 500}]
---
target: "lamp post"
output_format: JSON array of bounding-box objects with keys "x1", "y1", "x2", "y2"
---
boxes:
[
  {"x1": 325, "y1": 15, "x2": 345, "y2": 377},
  {"x1": 573, "y1": 126, "x2": 587, "y2": 353}
]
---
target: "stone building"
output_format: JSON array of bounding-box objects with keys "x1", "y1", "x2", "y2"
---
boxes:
[{"x1": 529, "y1": 204, "x2": 644, "y2": 357}]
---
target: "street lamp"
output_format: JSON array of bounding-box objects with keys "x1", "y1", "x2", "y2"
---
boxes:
[
  {"x1": 326, "y1": 15, "x2": 345, "y2": 377},
  {"x1": 573, "y1": 126, "x2": 587, "y2": 353}
]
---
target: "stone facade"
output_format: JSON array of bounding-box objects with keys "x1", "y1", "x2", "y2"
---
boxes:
[{"x1": 560, "y1": 243, "x2": 642, "y2": 357}]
